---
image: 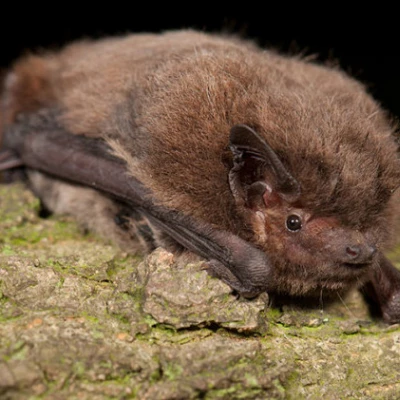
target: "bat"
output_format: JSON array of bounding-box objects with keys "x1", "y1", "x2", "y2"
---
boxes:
[{"x1": 1, "y1": 30, "x2": 400, "y2": 322}]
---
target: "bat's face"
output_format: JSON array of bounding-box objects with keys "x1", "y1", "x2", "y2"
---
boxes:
[{"x1": 250, "y1": 198, "x2": 379, "y2": 295}]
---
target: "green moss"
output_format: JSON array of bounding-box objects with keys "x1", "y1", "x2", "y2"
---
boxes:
[
  {"x1": 112, "y1": 313, "x2": 131, "y2": 326},
  {"x1": 80, "y1": 312, "x2": 100, "y2": 324},
  {"x1": 72, "y1": 361, "x2": 86, "y2": 378},
  {"x1": 244, "y1": 373, "x2": 259, "y2": 387},
  {"x1": 264, "y1": 306, "x2": 283, "y2": 320},
  {"x1": 7, "y1": 340, "x2": 29, "y2": 361},
  {"x1": 55, "y1": 277, "x2": 65, "y2": 288},
  {"x1": 1, "y1": 244, "x2": 16, "y2": 255},
  {"x1": 105, "y1": 255, "x2": 140, "y2": 279},
  {"x1": 143, "y1": 313, "x2": 158, "y2": 328},
  {"x1": 282, "y1": 370, "x2": 301, "y2": 398},
  {"x1": 98, "y1": 360, "x2": 114, "y2": 370},
  {"x1": 163, "y1": 363, "x2": 184, "y2": 381},
  {"x1": 2, "y1": 220, "x2": 85, "y2": 251},
  {"x1": 207, "y1": 385, "x2": 250, "y2": 399},
  {"x1": 272, "y1": 378, "x2": 286, "y2": 396}
]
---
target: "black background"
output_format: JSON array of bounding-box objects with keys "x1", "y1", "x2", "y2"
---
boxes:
[{"x1": 1, "y1": 6, "x2": 399, "y2": 119}]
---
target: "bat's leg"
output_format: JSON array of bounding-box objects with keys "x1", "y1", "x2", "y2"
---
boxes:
[
  {"x1": 360, "y1": 253, "x2": 400, "y2": 324},
  {"x1": 114, "y1": 207, "x2": 156, "y2": 252},
  {"x1": 0, "y1": 149, "x2": 23, "y2": 170},
  {"x1": 0, "y1": 150, "x2": 25, "y2": 182},
  {"x1": 27, "y1": 170, "x2": 149, "y2": 254}
]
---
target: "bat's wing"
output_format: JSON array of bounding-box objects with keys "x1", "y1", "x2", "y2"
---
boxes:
[{"x1": 0, "y1": 111, "x2": 275, "y2": 297}]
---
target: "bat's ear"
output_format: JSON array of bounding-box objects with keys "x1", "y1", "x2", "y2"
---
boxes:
[{"x1": 228, "y1": 124, "x2": 300, "y2": 209}]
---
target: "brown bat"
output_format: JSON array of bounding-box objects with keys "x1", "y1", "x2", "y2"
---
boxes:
[{"x1": 1, "y1": 30, "x2": 400, "y2": 322}]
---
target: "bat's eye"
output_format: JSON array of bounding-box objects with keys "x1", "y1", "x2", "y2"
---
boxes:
[{"x1": 286, "y1": 214, "x2": 302, "y2": 232}]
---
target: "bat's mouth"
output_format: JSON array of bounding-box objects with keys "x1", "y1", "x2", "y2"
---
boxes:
[{"x1": 342, "y1": 262, "x2": 372, "y2": 270}]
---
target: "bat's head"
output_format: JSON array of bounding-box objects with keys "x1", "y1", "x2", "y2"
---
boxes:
[{"x1": 229, "y1": 124, "x2": 399, "y2": 296}]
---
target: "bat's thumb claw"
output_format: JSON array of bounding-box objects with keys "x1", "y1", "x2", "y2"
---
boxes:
[
  {"x1": 200, "y1": 262, "x2": 210, "y2": 271},
  {"x1": 204, "y1": 259, "x2": 261, "y2": 299},
  {"x1": 204, "y1": 259, "x2": 228, "y2": 279}
]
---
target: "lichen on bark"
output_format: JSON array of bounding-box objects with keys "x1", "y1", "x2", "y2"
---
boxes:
[{"x1": 1, "y1": 183, "x2": 400, "y2": 399}]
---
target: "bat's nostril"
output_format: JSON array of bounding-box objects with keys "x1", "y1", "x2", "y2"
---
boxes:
[{"x1": 346, "y1": 245, "x2": 360, "y2": 259}]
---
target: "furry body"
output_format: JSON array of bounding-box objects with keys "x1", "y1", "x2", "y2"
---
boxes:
[{"x1": 1, "y1": 31, "x2": 400, "y2": 309}]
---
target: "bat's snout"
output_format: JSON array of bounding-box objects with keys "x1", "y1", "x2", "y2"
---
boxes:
[{"x1": 344, "y1": 244, "x2": 377, "y2": 265}]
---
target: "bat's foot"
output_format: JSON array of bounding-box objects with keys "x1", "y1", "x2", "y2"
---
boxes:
[
  {"x1": 361, "y1": 253, "x2": 400, "y2": 324},
  {"x1": 380, "y1": 290, "x2": 400, "y2": 324}
]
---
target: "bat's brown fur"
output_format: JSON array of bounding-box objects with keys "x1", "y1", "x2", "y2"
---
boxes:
[{"x1": 1, "y1": 30, "x2": 400, "y2": 299}]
